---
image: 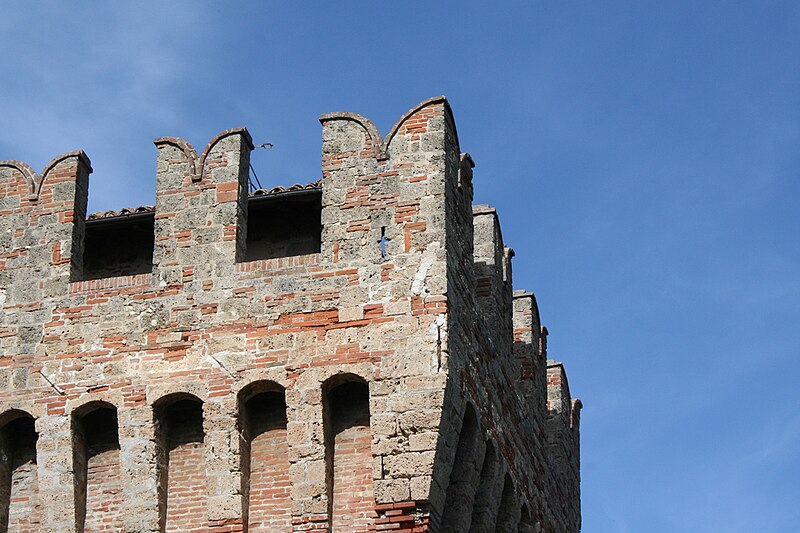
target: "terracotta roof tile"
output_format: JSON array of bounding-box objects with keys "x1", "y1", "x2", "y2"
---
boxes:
[
  {"x1": 87, "y1": 205, "x2": 155, "y2": 220},
  {"x1": 86, "y1": 180, "x2": 321, "y2": 221},
  {"x1": 250, "y1": 180, "x2": 321, "y2": 196}
]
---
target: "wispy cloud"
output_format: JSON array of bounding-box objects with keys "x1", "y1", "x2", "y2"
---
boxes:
[{"x1": 0, "y1": 2, "x2": 207, "y2": 210}]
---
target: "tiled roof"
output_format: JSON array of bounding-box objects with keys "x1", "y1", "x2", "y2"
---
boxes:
[
  {"x1": 86, "y1": 180, "x2": 321, "y2": 221},
  {"x1": 250, "y1": 180, "x2": 321, "y2": 196},
  {"x1": 87, "y1": 205, "x2": 155, "y2": 220}
]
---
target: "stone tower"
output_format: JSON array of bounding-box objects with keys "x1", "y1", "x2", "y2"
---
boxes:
[{"x1": 0, "y1": 96, "x2": 581, "y2": 532}]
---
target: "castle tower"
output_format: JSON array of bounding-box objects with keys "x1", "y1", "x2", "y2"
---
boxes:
[{"x1": 0, "y1": 97, "x2": 581, "y2": 532}]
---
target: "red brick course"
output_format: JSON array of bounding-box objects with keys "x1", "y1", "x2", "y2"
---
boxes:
[{"x1": 0, "y1": 96, "x2": 581, "y2": 532}]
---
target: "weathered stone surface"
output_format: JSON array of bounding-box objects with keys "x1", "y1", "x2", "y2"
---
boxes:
[{"x1": 0, "y1": 96, "x2": 581, "y2": 532}]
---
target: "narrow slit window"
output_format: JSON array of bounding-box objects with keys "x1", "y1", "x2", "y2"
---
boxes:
[
  {"x1": 0, "y1": 413, "x2": 39, "y2": 532},
  {"x1": 379, "y1": 227, "x2": 388, "y2": 258}
]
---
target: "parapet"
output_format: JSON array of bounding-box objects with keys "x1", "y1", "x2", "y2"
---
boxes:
[
  {"x1": 546, "y1": 360, "x2": 583, "y2": 531},
  {"x1": 0, "y1": 96, "x2": 582, "y2": 532}
]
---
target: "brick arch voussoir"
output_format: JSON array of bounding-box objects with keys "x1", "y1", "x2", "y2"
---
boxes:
[
  {"x1": 0, "y1": 160, "x2": 39, "y2": 199},
  {"x1": 196, "y1": 127, "x2": 253, "y2": 182},
  {"x1": 0, "y1": 150, "x2": 90, "y2": 202},
  {"x1": 154, "y1": 127, "x2": 252, "y2": 184},
  {"x1": 0, "y1": 407, "x2": 38, "y2": 430},
  {"x1": 68, "y1": 393, "x2": 121, "y2": 419},
  {"x1": 148, "y1": 385, "x2": 207, "y2": 411},
  {"x1": 233, "y1": 368, "x2": 289, "y2": 399}
]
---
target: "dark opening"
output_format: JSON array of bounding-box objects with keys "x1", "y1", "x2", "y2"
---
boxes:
[
  {"x1": 2, "y1": 416, "x2": 37, "y2": 472},
  {"x1": 161, "y1": 399, "x2": 204, "y2": 450},
  {"x1": 0, "y1": 415, "x2": 38, "y2": 532},
  {"x1": 326, "y1": 381, "x2": 370, "y2": 437},
  {"x1": 379, "y1": 227, "x2": 388, "y2": 258},
  {"x1": 245, "y1": 391, "x2": 288, "y2": 441},
  {"x1": 244, "y1": 190, "x2": 321, "y2": 262},
  {"x1": 80, "y1": 408, "x2": 120, "y2": 457},
  {"x1": 81, "y1": 212, "x2": 154, "y2": 280}
]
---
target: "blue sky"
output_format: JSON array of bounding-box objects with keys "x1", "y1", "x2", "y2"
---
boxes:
[{"x1": 2, "y1": 2, "x2": 799, "y2": 531}]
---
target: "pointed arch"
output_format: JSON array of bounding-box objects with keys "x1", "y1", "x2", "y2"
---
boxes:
[
  {"x1": 469, "y1": 439, "x2": 502, "y2": 533},
  {"x1": 441, "y1": 402, "x2": 484, "y2": 532},
  {"x1": 494, "y1": 474, "x2": 520, "y2": 533},
  {"x1": 518, "y1": 504, "x2": 535, "y2": 533}
]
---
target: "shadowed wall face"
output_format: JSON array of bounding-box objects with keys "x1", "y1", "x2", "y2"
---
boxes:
[
  {"x1": 325, "y1": 381, "x2": 374, "y2": 532},
  {"x1": 441, "y1": 404, "x2": 483, "y2": 533},
  {"x1": 494, "y1": 475, "x2": 519, "y2": 533},
  {"x1": 243, "y1": 391, "x2": 291, "y2": 532},
  {"x1": 0, "y1": 416, "x2": 39, "y2": 533}
]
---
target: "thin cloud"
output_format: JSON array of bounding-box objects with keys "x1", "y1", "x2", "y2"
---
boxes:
[{"x1": 0, "y1": 2, "x2": 207, "y2": 210}]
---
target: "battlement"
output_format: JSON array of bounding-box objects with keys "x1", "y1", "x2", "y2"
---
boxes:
[
  {"x1": 76, "y1": 182, "x2": 323, "y2": 281},
  {"x1": 0, "y1": 97, "x2": 581, "y2": 532}
]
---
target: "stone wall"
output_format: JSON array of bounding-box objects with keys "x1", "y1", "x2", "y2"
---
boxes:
[{"x1": 0, "y1": 96, "x2": 581, "y2": 532}]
